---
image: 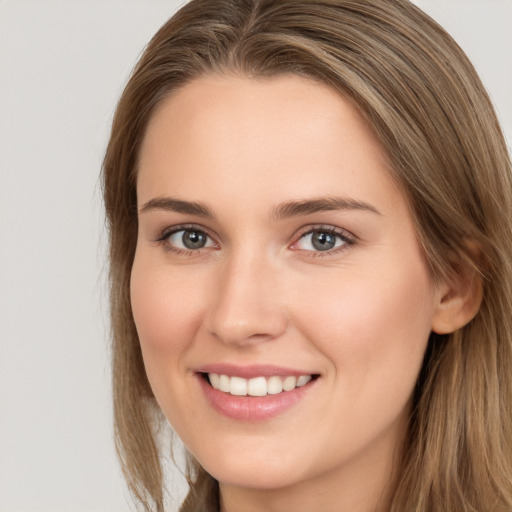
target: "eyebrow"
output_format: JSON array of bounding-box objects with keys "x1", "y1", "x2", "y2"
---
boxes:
[
  {"x1": 271, "y1": 196, "x2": 381, "y2": 219},
  {"x1": 140, "y1": 197, "x2": 214, "y2": 217},
  {"x1": 139, "y1": 195, "x2": 380, "y2": 218}
]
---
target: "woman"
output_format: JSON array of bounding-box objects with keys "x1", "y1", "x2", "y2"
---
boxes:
[{"x1": 102, "y1": 0, "x2": 512, "y2": 510}]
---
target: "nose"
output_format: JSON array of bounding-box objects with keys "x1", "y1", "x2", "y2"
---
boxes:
[{"x1": 205, "y1": 254, "x2": 288, "y2": 347}]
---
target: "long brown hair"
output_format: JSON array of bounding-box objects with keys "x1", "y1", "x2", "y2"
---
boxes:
[{"x1": 102, "y1": 1, "x2": 512, "y2": 510}]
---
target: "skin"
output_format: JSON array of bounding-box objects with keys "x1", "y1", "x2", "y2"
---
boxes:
[{"x1": 131, "y1": 74, "x2": 452, "y2": 512}]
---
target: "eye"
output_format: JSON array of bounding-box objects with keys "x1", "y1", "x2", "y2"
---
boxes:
[
  {"x1": 292, "y1": 227, "x2": 354, "y2": 253},
  {"x1": 163, "y1": 227, "x2": 216, "y2": 252}
]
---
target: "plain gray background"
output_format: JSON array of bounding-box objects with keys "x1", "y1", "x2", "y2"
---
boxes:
[{"x1": 0, "y1": 1, "x2": 511, "y2": 511}]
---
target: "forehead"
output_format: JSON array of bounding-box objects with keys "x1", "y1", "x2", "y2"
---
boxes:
[
  {"x1": 137, "y1": 73, "x2": 401, "y2": 215},
  {"x1": 140, "y1": 73, "x2": 381, "y2": 160}
]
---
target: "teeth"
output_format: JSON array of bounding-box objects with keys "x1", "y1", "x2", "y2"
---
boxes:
[
  {"x1": 219, "y1": 374, "x2": 230, "y2": 392},
  {"x1": 208, "y1": 373, "x2": 314, "y2": 396},
  {"x1": 247, "y1": 376, "x2": 267, "y2": 396},
  {"x1": 209, "y1": 373, "x2": 220, "y2": 389},
  {"x1": 283, "y1": 376, "x2": 297, "y2": 391},
  {"x1": 230, "y1": 376, "x2": 248, "y2": 396},
  {"x1": 267, "y1": 376, "x2": 283, "y2": 395},
  {"x1": 297, "y1": 375, "x2": 312, "y2": 387}
]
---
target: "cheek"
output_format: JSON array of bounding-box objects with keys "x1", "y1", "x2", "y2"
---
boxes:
[
  {"x1": 129, "y1": 254, "x2": 214, "y2": 429},
  {"x1": 129, "y1": 255, "x2": 207, "y2": 374},
  {"x1": 293, "y1": 261, "x2": 434, "y2": 396}
]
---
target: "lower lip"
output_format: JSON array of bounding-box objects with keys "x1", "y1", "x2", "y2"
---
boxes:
[{"x1": 198, "y1": 375, "x2": 316, "y2": 421}]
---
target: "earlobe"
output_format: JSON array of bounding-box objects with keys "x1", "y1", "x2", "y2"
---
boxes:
[{"x1": 431, "y1": 266, "x2": 483, "y2": 335}]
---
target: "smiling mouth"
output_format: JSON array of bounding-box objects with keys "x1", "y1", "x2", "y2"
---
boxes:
[{"x1": 202, "y1": 372, "x2": 318, "y2": 397}]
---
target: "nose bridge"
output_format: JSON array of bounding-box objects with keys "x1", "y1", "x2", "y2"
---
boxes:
[{"x1": 206, "y1": 248, "x2": 287, "y2": 346}]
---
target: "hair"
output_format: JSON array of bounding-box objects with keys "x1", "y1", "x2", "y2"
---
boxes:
[{"x1": 102, "y1": 1, "x2": 512, "y2": 510}]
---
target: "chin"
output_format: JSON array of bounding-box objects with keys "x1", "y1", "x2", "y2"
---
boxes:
[
  {"x1": 205, "y1": 457, "x2": 305, "y2": 490},
  {"x1": 182, "y1": 432, "x2": 305, "y2": 490}
]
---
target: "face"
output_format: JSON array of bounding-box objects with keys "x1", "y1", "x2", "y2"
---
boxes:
[{"x1": 132, "y1": 74, "x2": 442, "y2": 501}]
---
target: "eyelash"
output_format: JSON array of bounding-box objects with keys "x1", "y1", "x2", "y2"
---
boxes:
[
  {"x1": 154, "y1": 224, "x2": 356, "y2": 257},
  {"x1": 155, "y1": 224, "x2": 218, "y2": 256},
  {"x1": 291, "y1": 225, "x2": 356, "y2": 257}
]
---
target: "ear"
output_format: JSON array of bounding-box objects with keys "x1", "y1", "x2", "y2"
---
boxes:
[{"x1": 431, "y1": 262, "x2": 483, "y2": 335}]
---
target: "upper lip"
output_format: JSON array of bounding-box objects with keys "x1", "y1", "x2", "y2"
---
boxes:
[{"x1": 196, "y1": 363, "x2": 317, "y2": 379}]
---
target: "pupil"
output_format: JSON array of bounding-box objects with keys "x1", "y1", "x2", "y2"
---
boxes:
[
  {"x1": 312, "y1": 232, "x2": 335, "y2": 251},
  {"x1": 182, "y1": 230, "x2": 206, "y2": 249}
]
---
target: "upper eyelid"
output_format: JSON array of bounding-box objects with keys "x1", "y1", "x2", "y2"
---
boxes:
[
  {"x1": 292, "y1": 224, "x2": 356, "y2": 241},
  {"x1": 154, "y1": 223, "x2": 356, "y2": 249},
  {"x1": 156, "y1": 225, "x2": 218, "y2": 255},
  {"x1": 288, "y1": 225, "x2": 357, "y2": 257},
  {"x1": 158, "y1": 223, "x2": 216, "y2": 240}
]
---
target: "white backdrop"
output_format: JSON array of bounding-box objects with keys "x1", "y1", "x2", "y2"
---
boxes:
[{"x1": 0, "y1": 1, "x2": 510, "y2": 511}]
